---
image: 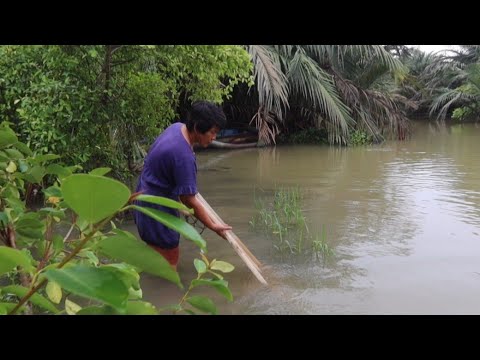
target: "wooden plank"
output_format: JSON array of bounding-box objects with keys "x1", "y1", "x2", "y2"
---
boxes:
[
  {"x1": 196, "y1": 193, "x2": 263, "y2": 273},
  {"x1": 197, "y1": 193, "x2": 262, "y2": 269},
  {"x1": 196, "y1": 193, "x2": 267, "y2": 285}
]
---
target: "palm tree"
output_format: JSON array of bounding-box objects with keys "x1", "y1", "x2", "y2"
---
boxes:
[
  {"x1": 422, "y1": 45, "x2": 480, "y2": 121},
  {"x1": 430, "y1": 63, "x2": 480, "y2": 121},
  {"x1": 233, "y1": 45, "x2": 409, "y2": 145}
]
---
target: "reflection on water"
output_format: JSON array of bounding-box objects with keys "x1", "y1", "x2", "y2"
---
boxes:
[{"x1": 138, "y1": 122, "x2": 480, "y2": 314}]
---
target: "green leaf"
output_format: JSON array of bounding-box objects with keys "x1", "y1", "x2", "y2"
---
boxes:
[
  {"x1": 3, "y1": 183, "x2": 20, "y2": 199},
  {"x1": 6, "y1": 161, "x2": 16, "y2": 173},
  {"x1": 13, "y1": 142, "x2": 33, "y2": 156},
  {"x1": 5, "y1": 196, "x2": 25, "y2": 213},
  {"x1": 157, "y1": 303, "x2": 182, "y2": 314},
  {"x1": 52, "y1": 234, "x2": 64, "y2": 252},
  {"x1": 75, "y1": 216, "x2": 90, "y2": 232},
  {"x1": 65, "y1": 298, "x2": 82, "y2": 315},
  {"x1": 102, "y1": 263, "x2": 140, "y2": 289},
  {"x1": 77, "y1": 301, "x2": 158, "y2": 315},
  {"x1": 98, "y1": 229, "x2": 181, "y2": 287},
  {"x1": 46, "y1": 281, "x2": 62, "y2": 304},
  {"x1": 0, "y1": 211, "x2": 8, "y2": 227},
  {"x1": 126, "y1": 301, "x2": 158, "y2": 315},
  {"x1": 76, "y1": 305, "x2": 118, "y2": 315},
  {"x1": 88, "y1": 49, "x2": 98, "y2": 58},
  {"x1": 66, "y1": 165, "x2": 82, "y2": 173},
  {"x1": 194, "y1": 259, "x2": 207, "y2": 274},
  {"x1": 128, "y1": 287, "x2": 142, "y2": 300},
  {"x1": 45, "y1": 265, "x2": 129, "y2": 311},
  {"x1": 136, "y1": 194, "x2": 193, "y2": 213},
  {"x1": 39, "y1": 262, "x2": 73, "y2": 274},
  {"x1": 38, "y1": 207, "x2": 65, "y2": 219},
  {"x1": 62, "y1": 174, "x2": 130, "y2": 223},
  {"x1": 0, "y1": 151, "x2": 9, "y2": 162},
  {"x1": 33, "y1": 154, "x2": 60, "y2": 163},
  {"x1": 0, "y1": 302, "x2": 23, "y2": 314},
  {"x1": 207, "y1": 270, "x2": 223, "y2": 280},
  {"x1": 46, "y1": 164, "x2": 71, "y2": 179},
  {"x1": 15, "y1": 213, "x2": 45, "y2": 240},
  {"x1": 4, "y1": 148, "x2": 24, "y2": 160},
  {"x1": 26, "y1": 165, "x2": 45, "y2": 183},
  {"x1": 210, "y1": 260, "x2": 235, "y2": 273},
  {"x1": 131, "y1": 205, "x2": 206, "y2": 249},
  {"x1": 191, "y1": 279, "x2": 233, "y2": 301},
  {"x1": 0, "y1": 304, "x2": 6, "y2": 315},
  {"x1": 0, "y1": 127, "x2": 18, "y2": 148},
  {"x1": 18, "y1": 160, "x2": 28, "y2": 172},
  {"x1": 82, "y1": 250, "x2": 99, "y2": 266},
  {"x1": 2, "y1": 285, "x2": 59, "y2": 313},
  {"x1": 89, "y1": 167, "x2": 111, "y2": 176},
  {"x1": 43, "y1": 185, "x2": 62, "y2": 198},
  {"x1": 186, "y1": 295, "x2": 217, "y2": 314},
  {"x1": 0, "y1": 246, "x2": 34, "y2": 275}
]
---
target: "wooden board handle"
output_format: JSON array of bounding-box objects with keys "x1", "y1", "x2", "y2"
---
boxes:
[{"x1": 196, "y1": 193, "x2": 267, "y2": 285}]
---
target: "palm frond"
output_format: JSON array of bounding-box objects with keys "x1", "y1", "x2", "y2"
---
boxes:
[
  {"x1": 287, "y1": 48, "x2": 354, "y2": 143},
  {"x1": 247, "y1": 45, "x2": 289, "y2": 120},
  {"x1": 331, "y1": 64, "x2": 409, "y2": 141},
  {"x1": 367, "y1": 90, "x2": 410, "y2": 139},
  {"x1": 302, "y1": 45, "x2": 332, "y2": 63},
  {"x1": 429, "y1": 89, "x2": 473, "y2": 120},
  {"x1": 272, "y1": 45, "x2": 296, "y2": 58},
  {"x1": 465, "y1": 63, "x2": 480, "y2": 91},
  {"x1": 345, "y1": 45, "x2": 405, "y2": 73},
  {"x1": 250, "y1": 107, "x2": 279, "y2": 145}
]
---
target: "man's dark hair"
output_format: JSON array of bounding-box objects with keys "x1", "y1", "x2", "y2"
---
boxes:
[{"x1": 186, "y1": 101, "x2": 227, "y2": 133}]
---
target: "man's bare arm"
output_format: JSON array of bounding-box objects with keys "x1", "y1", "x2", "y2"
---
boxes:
[{"x1": 179, "y1": 194, "x2": 232, "y2": 239}]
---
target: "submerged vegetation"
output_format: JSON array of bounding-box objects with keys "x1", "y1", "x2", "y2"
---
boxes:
[{"x1": 250, "y1": 186, "x2": 335, "y2": 263}]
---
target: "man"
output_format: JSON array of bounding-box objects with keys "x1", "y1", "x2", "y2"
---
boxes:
[{"x1": 134, "y1": 101, "x2": 232, "y2": 270}]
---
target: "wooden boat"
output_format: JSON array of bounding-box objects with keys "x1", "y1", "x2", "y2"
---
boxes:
[
  {"x1": 208, "y1": 129, "x2": 259, "y2": 149},
  {"x1": 209, "y1": 140, "x2": 258, "y2": 149}
]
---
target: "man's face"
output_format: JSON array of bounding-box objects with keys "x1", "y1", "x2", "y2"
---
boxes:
[{"x1": 198, "y1": 126, "x2": 219, "y2": 147}]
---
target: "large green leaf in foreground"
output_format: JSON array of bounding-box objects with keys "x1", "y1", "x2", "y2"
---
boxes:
[
  {"x1": 45, "y1": 265, "x2": 129, "y2": 311},
  {"x1": 132, "y1": 205, "x2": 206, "y2": 249},
  {"x1": 98, "y1": 229, "x2": 181, "y2": 287},
  {"x1": 62, "y1": 174, "x2": 130, "y2": 223}
]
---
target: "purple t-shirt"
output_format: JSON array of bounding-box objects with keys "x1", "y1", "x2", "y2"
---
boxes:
[{"x1": 135, "y1": 122, "x2": 197, "y2": 249}]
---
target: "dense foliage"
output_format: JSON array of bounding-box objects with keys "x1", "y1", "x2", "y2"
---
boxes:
[
  {"x1": 0, "y1": 122, "x2": 234, "y2": 315},
  {"x1": 0, "y1": 45, "x2": 253, "y2": 181}
]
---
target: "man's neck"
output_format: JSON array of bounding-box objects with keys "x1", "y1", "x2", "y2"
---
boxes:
[{"x1": 181, "y1": 124, "x2": 195, "y2": 148}]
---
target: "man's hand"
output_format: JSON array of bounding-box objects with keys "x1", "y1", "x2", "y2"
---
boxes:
[
  {"x1": 180, "y1": 194, "x2": 233, "y2": 239},
  {"x1": 211, "y1": 223, "x2": 232, "y2": 240}
]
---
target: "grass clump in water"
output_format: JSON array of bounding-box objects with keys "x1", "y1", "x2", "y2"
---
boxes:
[{"x1": 250, "y1": 186, "x2": 334, "y2": 264}]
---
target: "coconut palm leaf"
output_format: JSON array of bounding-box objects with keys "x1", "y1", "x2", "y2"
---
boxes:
[
  {"x1": 328, "y1": 64, "x2": 409, "y2": 141},
  {"x1": 247, "y1": 45, "x2": 289, "y2": 120},
  {"x1": 286, "y1": 48, "x2": 354, "y2": 142},
  {"x1": 448, "y1": 45, "x2": 480, "y2": 65},
  {"x1": 304, "y1": 45, "x2": 406, "y2": 76},
  {"x1": 242, "y1": 45, "x2": 412, "y2": 144},
  {"x1": 344, "y1": 45, "x2": 406, "y2": 75},
  {"x1": 250, "y1": 107, "x2": 279, "y2": 145},
  {"x1": 429, "y1": 89, "x2": 471, "y2": 120}
]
